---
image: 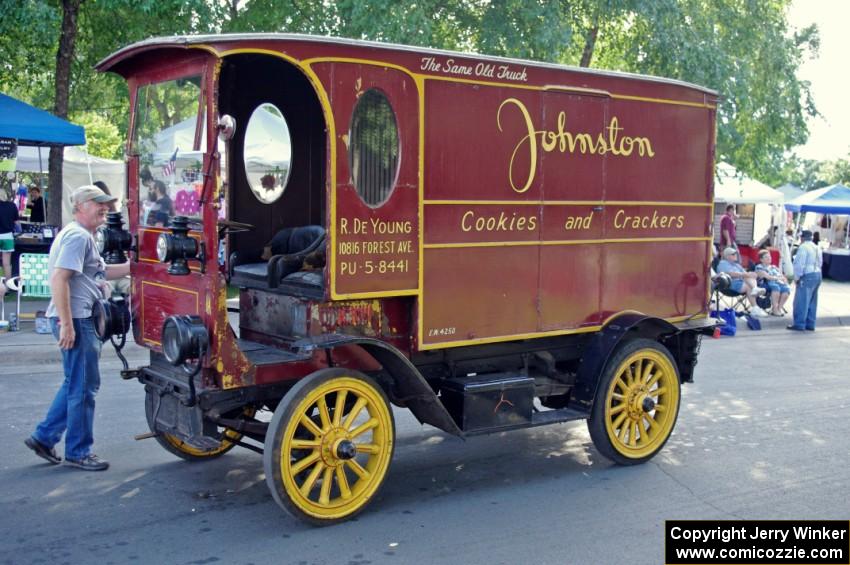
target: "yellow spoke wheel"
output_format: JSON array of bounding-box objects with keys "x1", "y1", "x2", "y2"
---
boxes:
[
  {"x1": 264, "y1": 368, "x2": 395, "y2": 525},
  {"x1": 145, "y1": 391, "x2": 254, "y2": 461},
  {"x1": 588, "y1": 338, "x2": 680, "y2": 465}
]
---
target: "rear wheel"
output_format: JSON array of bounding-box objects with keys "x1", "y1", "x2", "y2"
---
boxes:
[
  {"x1": 144, "y1": 391, "x2": 252, "y2": 461},
  {"x1": 587, "y1": 338, "x2": 681, "y2": 465},
  {"x1": 263, "y1": 368, "x2": 395, "y2": 525}
]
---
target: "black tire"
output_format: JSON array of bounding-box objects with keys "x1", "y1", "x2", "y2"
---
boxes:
[{"x1": 587, "y1": 338, "x2": 681, "y2": 465}]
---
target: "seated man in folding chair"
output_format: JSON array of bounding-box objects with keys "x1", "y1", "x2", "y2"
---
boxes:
[{"x1": 716, "y1": 247, "x2": 768, "y2": 317}]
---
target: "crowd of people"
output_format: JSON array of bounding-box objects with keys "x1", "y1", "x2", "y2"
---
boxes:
[{"x1": 714, "y1": 225, "x2": 822, "y2": 331}]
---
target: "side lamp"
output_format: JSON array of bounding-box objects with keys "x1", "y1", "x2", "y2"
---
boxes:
[
  {"x1": 95, "y1": 212, "x2": 134, "y2": 264},
  {"x1": 156, "y1": 216, "x2": 206, "y2": 275}
]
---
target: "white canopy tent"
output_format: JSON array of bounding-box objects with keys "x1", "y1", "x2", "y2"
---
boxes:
[
  {"x1": 713, "y1": 162, "x2": 791, "y2": 274},
  {"x1": 16, "y1": 145, "x2": 125, "y2": 225},
  {"x1": 147, "y1": 109, "x2": 291, "y2": 205},
  {"x1": 714, "y1": 162, "x2": 784, "y2": 204},
  {"x1": 713, "y1": 162, "x2": 784, "y2": 247},
  {"x1": 151, "y1": 110, "x2": 289, "y2": 167}
]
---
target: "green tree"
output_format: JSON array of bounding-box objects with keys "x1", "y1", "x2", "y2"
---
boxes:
[
  {"x1": 820, "y1": 157, "x2": 850, "y2": 186},
  {"x1": 0, "y1": 0, "x2": 819, "y2": 215},
  {"x1": 571, "y1": 0, "x2": 818, "y2": 186},
  {"x1": 780, "y1": 157, "x2": 829, "y2": 191},
  {"x1": 0, "y1": 0, "x2": 217, "y2": 222},
  {"x1": 72, "y1": 111, "x2": 123, "y2": 159}
]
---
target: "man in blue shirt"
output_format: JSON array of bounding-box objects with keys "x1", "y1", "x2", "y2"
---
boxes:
[{"x1": 787, "y1": 230, "x2": 823, "y2": 331}]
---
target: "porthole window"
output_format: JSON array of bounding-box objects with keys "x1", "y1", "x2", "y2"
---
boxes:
[
  {"x1": 244, "y1": 103, "x2": 292, "y2": 204},
  {"x1": 349, "y1": 90, "x2": 400, "y2": 207}
]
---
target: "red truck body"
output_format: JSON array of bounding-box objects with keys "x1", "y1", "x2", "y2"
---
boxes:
[{"x1": 97, "y1": 35, "x2": 717, "y2": 524}]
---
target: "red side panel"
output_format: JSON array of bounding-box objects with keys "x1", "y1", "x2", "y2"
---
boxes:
[
  {"x1": 310, "y1": 62, "x2": 420, "y2": 297},
  {"x1": 420, "y1": 79, "x2": 714, "y2": 348}
]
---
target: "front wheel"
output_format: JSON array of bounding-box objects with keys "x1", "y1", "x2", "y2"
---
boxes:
[
  {"x1": 587, "y1": 338, "x2": 681, "y2": 465},
  {"x1": 263, "y1": 368, "x2": 395, "y2": 525}
]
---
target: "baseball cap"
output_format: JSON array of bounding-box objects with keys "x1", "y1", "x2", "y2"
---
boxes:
[
  {"x1": 800, "y1": 230, "x2": 813, "y2": 240},
  {"x1": 70, "y1": 184, "x2": 117, "y2": 205}
]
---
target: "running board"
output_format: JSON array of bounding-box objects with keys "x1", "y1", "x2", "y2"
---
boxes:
[{"x1": 463, "y1": 407, "x2": 587, "y2": 437}]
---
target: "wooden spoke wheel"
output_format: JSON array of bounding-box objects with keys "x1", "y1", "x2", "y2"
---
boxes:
[
  {"x1": 263, "y1": 368, "x2": 395, "y2": 525},
  {"x1": 144, "y1": 391, "x2": 253, "y2": 461},
  {"x1": 588, "y1": 338, "x2": 681, "y2": 465}
]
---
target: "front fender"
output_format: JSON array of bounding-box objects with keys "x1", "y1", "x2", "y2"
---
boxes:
[{"x1": 291, "y1": 334, "x2": 463, "y2": 437}]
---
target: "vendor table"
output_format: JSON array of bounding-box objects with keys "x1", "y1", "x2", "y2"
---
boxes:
[{"x1": 823, "y1": 249, "x2": 850, "y2": 282}]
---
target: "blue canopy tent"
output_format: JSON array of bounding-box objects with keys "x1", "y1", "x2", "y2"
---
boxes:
[
  {"x1": 784, "y1": 184, "x2": 850, "y2": 214},
  {"x1": 785, "y1": 184, "x2": 850, "y2": 280},
  {"x1": 0, "y1": 93, "x2": 85, "y2": 147}
]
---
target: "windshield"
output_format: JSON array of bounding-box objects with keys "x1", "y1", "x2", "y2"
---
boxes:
[{"x1": 133, "y1": 77, "x2": 205, "y2": 227}]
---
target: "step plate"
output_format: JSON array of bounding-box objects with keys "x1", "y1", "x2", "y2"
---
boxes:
[{"x1": 463, "y1": 407, "x2": 587, "y2": 437}]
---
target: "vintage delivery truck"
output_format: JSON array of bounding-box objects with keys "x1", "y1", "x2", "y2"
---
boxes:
[{"x1": 94, "y1": 34, "x2": 718, "y2": 524}]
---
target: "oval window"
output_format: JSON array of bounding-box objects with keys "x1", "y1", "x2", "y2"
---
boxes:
[
  {"x1": 349, "y1": 90, "x2": 400, "y2": 207},
  {"x1": 244, "y1": 103, "x2": 292, "y2": 204}
]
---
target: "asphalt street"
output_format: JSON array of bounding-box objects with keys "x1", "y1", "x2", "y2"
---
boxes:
[{"x1": 1, "y1": 325, "x2": 849, "y2": 565}]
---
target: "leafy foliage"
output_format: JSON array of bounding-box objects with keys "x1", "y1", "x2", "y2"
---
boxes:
[
  {"x1": 782, "y1": 154, "x2": 850, "y2": 190},
  {"x1": 71, "y1": 111, "x2": 124, "y2": 159},
  {"x1": 0, "y1": 0, "x2": 821, "y2": 189}
]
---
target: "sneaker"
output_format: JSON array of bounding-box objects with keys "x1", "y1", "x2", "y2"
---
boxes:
[
  {"x1": 749, "y1": 287, "x2": 766, "y2": 296},
  {"x1": 24, "y1": 437, "x2": 61, "y2": 465},
  {"x1": 64, "y1": 454, "x2": 109, "y2": 471},
  {"x1": 751, "y1": 306, "x2": 768, "y2": 317}
]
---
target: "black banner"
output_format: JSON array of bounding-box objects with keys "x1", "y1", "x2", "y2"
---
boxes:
[{"x1": 666, "y1": 520, "x2": 849, "y2": 564}]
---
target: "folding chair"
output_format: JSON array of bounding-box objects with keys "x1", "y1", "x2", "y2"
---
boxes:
[
  {"x1": 710, "y1": 264, "x2": 752, "y2": 316},
  {"x1": 713, "y1": 286, "x2": 752, "y2": 315},
  {"x1": 710, "y1": 252, "x2": 760, "y2": 315},
  {"x1": 14, "y1": 253, "x2": 52, "y2": 324},
  {"x1": 0, "y1": 276, "x2": 12, "y2": 321}
]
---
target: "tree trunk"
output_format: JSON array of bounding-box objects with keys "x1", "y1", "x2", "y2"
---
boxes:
[
  {"x1": 579, "y1": 24, "x2": 599, "y2": 68},
  {"x1": 47, "y1": 0, "x2": 82, "y2": 227}
]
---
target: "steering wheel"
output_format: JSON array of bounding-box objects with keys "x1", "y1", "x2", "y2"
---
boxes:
[{"x1": 218, "y1": 218, "x2": 255, "y2": 237}]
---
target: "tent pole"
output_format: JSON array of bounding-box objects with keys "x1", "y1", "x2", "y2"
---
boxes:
[
  {"x1": 37, "y1": 147, "x2": 44, "y2": 187},
  {"x1": 83, "y1": 146, "x2": 93, "y2": 184}
]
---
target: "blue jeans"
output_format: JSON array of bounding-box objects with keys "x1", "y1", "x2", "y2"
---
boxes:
[
  {"x1": 791, "y1": 272, "x2": 822, "y2": 330},
  {"x1": 32, "y1": 317, "x2": 102, "y2": 460}
]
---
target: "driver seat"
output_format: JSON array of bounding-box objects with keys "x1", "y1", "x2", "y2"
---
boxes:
[{"x1": 230, "y1": 225, "x2": 325, "y2": 291}]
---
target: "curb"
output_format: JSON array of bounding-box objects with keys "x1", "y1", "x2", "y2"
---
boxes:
[
  {"x1": 710, "y1": 313, "x2": 849, "y2": 339},
  {"x1": 1, "y1": 336, "x2": 149, "y2": 365}
]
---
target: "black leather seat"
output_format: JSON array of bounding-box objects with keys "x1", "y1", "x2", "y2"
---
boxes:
[{"x1": 231, "y1": 225, "x2": 325, "y2": 290}]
